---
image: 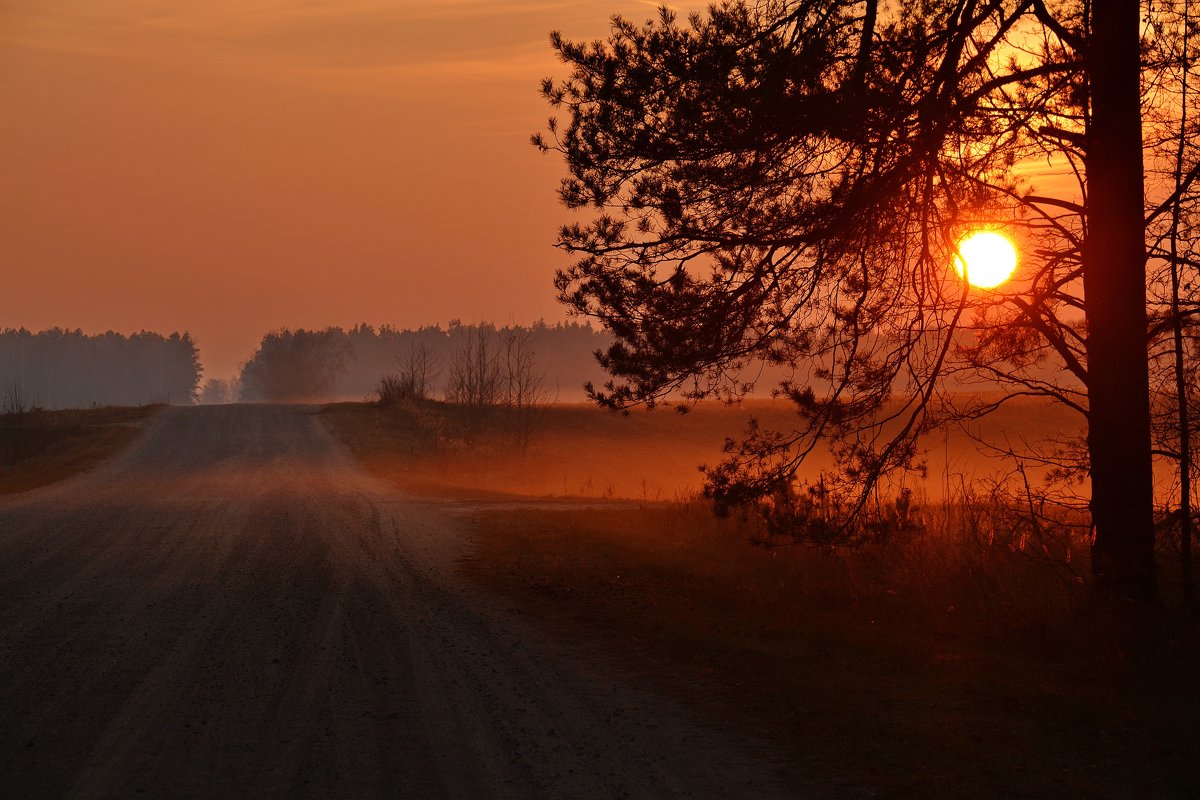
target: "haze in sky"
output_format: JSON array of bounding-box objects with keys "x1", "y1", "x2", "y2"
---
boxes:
[{"x1": 0, "y1": 1, "x2": 707, "y2": 378}]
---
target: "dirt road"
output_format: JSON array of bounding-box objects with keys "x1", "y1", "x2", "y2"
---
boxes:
[{"x1": 0, "y1": 405, "x2": 793, "y2": 798}]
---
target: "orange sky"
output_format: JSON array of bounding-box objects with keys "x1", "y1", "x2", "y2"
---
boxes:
[{"x1": 0, "y1": 1, "x2": 707, "y2": 378}]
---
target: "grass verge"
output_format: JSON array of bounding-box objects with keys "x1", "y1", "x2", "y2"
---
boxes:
[{"x1": 0, "y1": 406, "x2": 159, "y2": 495}]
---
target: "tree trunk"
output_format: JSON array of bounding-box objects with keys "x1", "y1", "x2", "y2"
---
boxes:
[
  {"x1": 1170, "y1": 0, "x2": 1195, "y2": 609},
  {"x1": 1084, "y1": 0, "x2": 1160, "y2": 603}
]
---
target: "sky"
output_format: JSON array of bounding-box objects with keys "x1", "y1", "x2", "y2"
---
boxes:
[{"x1": 0, "y1": 1, "x2": 707, "y2": 379}]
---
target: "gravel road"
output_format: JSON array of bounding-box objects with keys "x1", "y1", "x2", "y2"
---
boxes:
[{"x1": 0, "y1": 405, "x2": 793, "y2": 799}]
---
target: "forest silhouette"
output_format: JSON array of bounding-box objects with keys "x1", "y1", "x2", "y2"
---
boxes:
[
  {"x1": 235, "y1": 321, "x2": 613, "y2": 403},
  {"x1": 0, "y1": 328, "x2": 200, "y2": 410}
]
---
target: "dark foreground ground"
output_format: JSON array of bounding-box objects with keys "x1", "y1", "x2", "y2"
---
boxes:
[
  {"x1": 0, "y1": 405, "x2": 794, "y2": 798},
  {"x1": 5, "y1": 401, "x2": 1197, "y2": 799}
]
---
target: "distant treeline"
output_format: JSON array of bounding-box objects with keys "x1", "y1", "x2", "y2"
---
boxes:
[
  {"x1": 236, "y1": 322, "x2": 612, "y2": 403},
  {"x1": 0, "y1": 328, "x2": 201, "y2": 410}
]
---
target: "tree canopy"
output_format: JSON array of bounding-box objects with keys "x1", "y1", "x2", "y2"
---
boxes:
[{"x1": 539, "y1": 0, "x2": 1185, "y2": 601}]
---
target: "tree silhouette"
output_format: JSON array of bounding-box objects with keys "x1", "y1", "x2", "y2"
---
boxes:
[
  {"x1": 236, "y1": 322, "x2": 610, "y2": 403},
  {"x1": 238, "y1": 328, "x2": 351, "y2": 402},
  {"x1": 199, "y1": 378, "x2": 232, "y2": 405},
  {"x1": 537, "y1": 1, "x2": 1178, "y2": 602},
  {"x1": 0, "y1": 328, "x2": 201, "y2": 408},
  {"x1": 1144, "y1": 0, "x2": 1200, "y2": 607}
]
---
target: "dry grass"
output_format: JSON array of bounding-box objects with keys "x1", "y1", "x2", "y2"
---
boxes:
[
  {"x1": 461, "y1": 504, "x2": 1198, "y2": 797},
  {"x1": 0, "y1": 405, "x2": 158, "y2": 494},
  {"x1": 325, "y1": 399, "x2": 1200, "y2": 797}
]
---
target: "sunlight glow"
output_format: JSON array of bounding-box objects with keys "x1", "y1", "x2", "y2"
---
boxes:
[{"x1": 952, "y1": 230, "x2": 1018, "y2": 289}]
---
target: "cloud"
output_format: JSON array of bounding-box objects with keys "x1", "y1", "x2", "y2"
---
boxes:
[{"x1": 2, "y1": 0, "x2": 651, "y2": 99}]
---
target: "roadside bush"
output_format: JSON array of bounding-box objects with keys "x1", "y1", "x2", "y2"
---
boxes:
[
  {"x1": 375, "y1": 374, "x2": 417, "y2": 406},
  {"x1": 2, "y1": 382, "x2": 34, "y2": 418}
]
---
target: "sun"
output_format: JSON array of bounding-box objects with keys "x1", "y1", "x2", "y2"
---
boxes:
[{"x1": 953, "y1": 230, "x2": 1018, "y2": 289}]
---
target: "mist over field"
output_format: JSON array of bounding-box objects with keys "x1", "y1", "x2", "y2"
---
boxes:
[{"x1": 1, "y1": 316, "x2": 1084, "y2": 415}]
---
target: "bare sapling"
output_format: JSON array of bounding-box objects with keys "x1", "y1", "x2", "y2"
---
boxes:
[
  {"x1": 500, "y1": 327, "x2": 550, "y2": 452},
  {"x1": 445, "y1": 326, "x2": 502, "y2": 441}
]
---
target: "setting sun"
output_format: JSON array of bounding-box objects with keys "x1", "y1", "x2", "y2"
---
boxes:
[{"x1": 953, "y1": 230, "x2": 1018, "y2": 289}]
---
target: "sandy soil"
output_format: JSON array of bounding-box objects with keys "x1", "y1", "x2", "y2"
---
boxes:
[{"x1": 0, "y1": 404, "x2": 797, "y2": 799}]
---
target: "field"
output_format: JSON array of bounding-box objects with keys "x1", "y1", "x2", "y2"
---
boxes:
[
  {"x1": 0, "y1": 405, "x2": 159, "y2": 495},
  {"x1": 325, "y1": 398, "x2": 1200, "y2": 798}
]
